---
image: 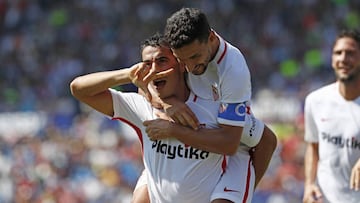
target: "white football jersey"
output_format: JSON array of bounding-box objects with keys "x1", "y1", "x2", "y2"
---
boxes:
[
  {"x1": 304, "y1": 82, "x2": 360, "y2": 203},
  {"x1": 187, "y1": 32, "x2": 263, "y2": 147},
  {"x1": 110, "y1": 89, "x2": 227, "y2": 203},
  {"x1": 185, "y1": 33, "x2": 261, "y2": 202},
  {"x1": 187, "y1": 34, "x2": 251, "y2": 104}
]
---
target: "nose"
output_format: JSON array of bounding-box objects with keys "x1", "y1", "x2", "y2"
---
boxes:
[
  {"x1": 147, "y1": 60, "x2": 160, "y2": 74},
  {"x1": 339, "y1": 50, "x2": 353, "y2": 62},
  {"x1": 334, "y1": 51, "x2": 347, "y2": 64},
  {"x1": 339, "y1": 52, "x2": 347, "y2": 61}
]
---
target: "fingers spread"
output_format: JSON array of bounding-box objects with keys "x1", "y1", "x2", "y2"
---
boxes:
[
  {"x1": 144, "y1": 68, "x2": 174, "y2": 82},
  {"x1": 155, "y1": 111, "x2": 172, "y2": 121},
  {"x1": 183, "y1": 109, "x2": 200, "y2": 130},
  {"x1": 175, "y1": 115, "x2": 187, "y2": 127}
]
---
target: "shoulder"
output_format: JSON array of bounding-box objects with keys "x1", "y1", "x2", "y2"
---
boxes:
[
  {"x1": 110, "y1": 89, "x2": 155, "y2": 122},
  {"x1": 219, "y1": 50, "x2": 251, "y2": 87},
  {"x1": 110, "y1": 88, "x2": 144, "y2": 100},
  {"x1": 214, "y1": 34, "x2": 247, "y2": 71},
  {"x1": 224, "y1": 41, "x2": 246, "y2": 64},
  {"x1": 110, "y1": 88, "x2": 151, "y2": 110},
  {"x1": 219, "y1": 41, "x2": 249, "y2": 76},
  {"x1": 306, "y1": 83, "x2": 337, "y2": 102}
]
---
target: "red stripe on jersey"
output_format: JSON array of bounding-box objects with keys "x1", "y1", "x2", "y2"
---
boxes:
[
  {"x1": 217, "y1": 42, "x2": 227, "y2": 64},
  {"x1": 242, "y1": 158, "x2": 252, "y2": 203},
  {"x1": 193, "y1": 94, "x2": 198, "y2": 102},
  {"x1": 221, "y1": 155, "x2": 227, "y2": 174},
  {"x1": 246, "y1": 106, "x2": 251, "y2": 114},
  {"x1": 112, "y1": 117, "x2": 143, "y2": 155}
]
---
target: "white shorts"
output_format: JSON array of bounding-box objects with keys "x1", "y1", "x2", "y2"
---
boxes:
[
  {"x1": 211, "y1": 150, "x2": 255, "y2": 203},
  {"x1": 240, "y1": 113, "x2": 264, "y2": 147}
]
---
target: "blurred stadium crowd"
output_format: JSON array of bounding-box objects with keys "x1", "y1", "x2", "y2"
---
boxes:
[{"x1": 0, "y1": 0, "x2": 359, "y2": 202}]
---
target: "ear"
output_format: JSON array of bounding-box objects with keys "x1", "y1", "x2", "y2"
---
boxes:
[
  {"x1": 179, "y1": 61, "x2": 186, "y2": 73},
  {"x1": 208, "y1": 30, "x2": 217, "y2": 42}
]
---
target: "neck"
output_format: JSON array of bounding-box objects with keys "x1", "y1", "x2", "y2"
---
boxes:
[
  {"x1": 176, "y1": 82, "x2": 191, "y2": 102},
  {"x1": 159, "y1": 82, "x2": 190, "y2": 109},
  {"x1": 210, "y1": 32, "x2": 220, "y2": 61},
  {"x1": 338, "y1": 78, "x2": 360, "y2": 100}
]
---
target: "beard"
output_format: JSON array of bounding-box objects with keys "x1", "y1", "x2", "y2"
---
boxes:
[
  {"x1": 336, "y1": 66, "x2": 360, "y2": 83},
  {"x1": 191, "y1": 64, "x2": 207, "y2": 75},
  {"x1": 191, "y1": 52, "x2": 212, "y2": 75}
]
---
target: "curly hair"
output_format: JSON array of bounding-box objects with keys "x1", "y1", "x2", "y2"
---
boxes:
[
  {"x1": 140, "y1": 32, "x2": 169, "y2": 54},
  {"x1": 164, "y1": 8, "x2": 211, "y2": 49},
  {"x1": 335, "y1": 29, "x2": 360, "y2": 49}
]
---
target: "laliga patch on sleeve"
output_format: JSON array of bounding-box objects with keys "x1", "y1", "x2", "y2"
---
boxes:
[{"x1": 217, "y1": 102, "x2": 247, "y2": 125}]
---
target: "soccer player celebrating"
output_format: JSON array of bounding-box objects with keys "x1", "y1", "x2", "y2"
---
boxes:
[
  {"x1": 142, "y1": 8, "x2": 277, "y2": 203},
  {"x1": 71, "y1": 33, "x2": 254, "y2": 202}
]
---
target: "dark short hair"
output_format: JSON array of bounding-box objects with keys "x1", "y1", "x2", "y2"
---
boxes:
[
  {"x1": 140, "y1": 32, "x2": 169, "y2": 54},
  {"x1": 334, "y1": 29, "x2": 360, "y2": 49},
  {"x1": 164, "y1": 7, "x2": 211, "y2": 49}
]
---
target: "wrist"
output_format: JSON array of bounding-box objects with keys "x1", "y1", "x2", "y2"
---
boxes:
[{"x1": 304, "y1": 181, "x2": 316, "y2": 186}]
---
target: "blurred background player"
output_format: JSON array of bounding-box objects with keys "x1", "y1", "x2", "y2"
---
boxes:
[{"x1": 303, "y1": 29, "x2": 360, "y2": 203}]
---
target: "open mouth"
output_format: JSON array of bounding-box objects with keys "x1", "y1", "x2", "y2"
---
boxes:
[{"x1": 153, "y1": 79, "x2": 167, "y2": 88}]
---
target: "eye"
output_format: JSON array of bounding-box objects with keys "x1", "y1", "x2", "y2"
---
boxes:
[
  {"x1": 143, "y1": 61, "x2": 152, "y2": 67},
  {"x1": 189, "y1": 54, "x2": 200, "y2": 60},
  {"x1": 333, "y1": 50, "x2": 342, "y2": 56},
  {"x1": 159, "y1": 57, "x2": 169, "y2": 63},
  {"x1": 157, "y1": 57, "x2": 169, "y2": 64}
]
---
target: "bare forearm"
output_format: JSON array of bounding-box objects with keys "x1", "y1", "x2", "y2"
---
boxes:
[
  {"x1": 304, "y1": 143, "x2": 319, "y2": 186},
  {"x1": 172, "y1": 126, "x2": 241, "y2": 155},
  {"x1": 144, "y1": 119, "x2": 242, "y2": 155},
  {"x1": 71, "y1": 68, "x2": 132, "y2": 97}
]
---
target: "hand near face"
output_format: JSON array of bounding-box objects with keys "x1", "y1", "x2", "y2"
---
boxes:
[
  {"x1": 130, "y1": 62, "x2": 174, "y2": 102},
  {"x1": 129, "y1": 62, "x2": 153, "y2": 101},
  {"x1": 161, "y1": 97, "x2": 200, "y2": 130}
]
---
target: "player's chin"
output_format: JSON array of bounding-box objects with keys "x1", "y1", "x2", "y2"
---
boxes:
[
  {"x1": 159, "y1": 93, "x2": 173, "y2": 101},
  {"x1": 191, "y1": 69, "x2": 205, "y2": 75},
  {"x1": 191, "y1": 65, "x2": 207, "y2": 75},
  {"x1": 337, "y1": 72, "x2": 356, "y2": 82}
]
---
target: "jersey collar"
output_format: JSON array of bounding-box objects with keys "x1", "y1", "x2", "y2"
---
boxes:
[{"x1": 212, "y1": 31, "x2": 227, "y2": 64}]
